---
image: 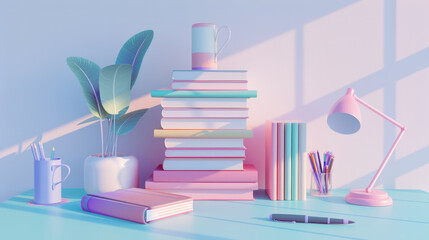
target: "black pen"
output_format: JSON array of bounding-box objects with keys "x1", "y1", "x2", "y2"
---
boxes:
[{"x1": 270, "y1": 214, "x2": 355, "y2": 224}]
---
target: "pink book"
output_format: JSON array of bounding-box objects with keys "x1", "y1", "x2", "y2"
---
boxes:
[
  {"x1": 151, "y1": 189, "x2": 255, "y2": 200},
  {"x1": 145, "y1": 175, "x2": 258, "y2": 190},
  {"x1": 171, "y1": 81, "x2": 248, "y2": 91},
  {"x1": 81, "y1": 188, "x2": 193, "y2": 224},
  {"x1": 153, "y1": 164, "x2": 258, "y2": 182},
  {"x1": 265, "y1": 121, "x2": 277, "y2": 200}
]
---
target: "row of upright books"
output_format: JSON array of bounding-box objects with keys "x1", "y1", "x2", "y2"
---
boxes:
[
  {"x1": 265, "y1": 121, "x2": 307, "y2": 201},
  {"x1": 146, "y1": 70, "x2": 259, "y2": 200}
]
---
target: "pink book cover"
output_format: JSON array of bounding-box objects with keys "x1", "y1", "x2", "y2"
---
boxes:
[
  {"x1": 81, "y1": 188, "x2": 193, "y2": 224},
  {"x1": 277, "y1": 123, "x2": 285, "y2": 200},
  {"x1": 265, "y1": 121, "x2": 277, "y2": 200},
  {"x1": 152, "y1": 189, "x2": 255, "y2": 201},
  {"x1": 153, "y1": 164, "x2": 258, "y2": 182},
  {"x1": 145, "y1": 175, "x2": 258, "y2": 190}
]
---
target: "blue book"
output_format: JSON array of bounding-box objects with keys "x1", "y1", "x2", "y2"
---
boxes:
[
  {"x1": 291, "y1": 123, "x2": 299, "y2": 200},
  {"x1": 284, "y1": 123, "x2": 292, "y2": 201},
  {"x1": 151, "y1": 90, "x2": 257, "y2": 98}
]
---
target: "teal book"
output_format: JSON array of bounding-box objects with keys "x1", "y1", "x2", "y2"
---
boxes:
[
  {"x1": 284, "y1": 123, "x2": 292, "y2": 201},
  {"x1": 291, "y1": 123, "x2": 299, "y2": 200},
  {"x1": 151, "y1": 90, "x2": 257, "y2": 98}
]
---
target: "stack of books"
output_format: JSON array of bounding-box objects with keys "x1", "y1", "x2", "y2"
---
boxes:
[
  {"x1": 147, "y1": 70, "x2": 258, "y2": 200},
  {"x1": 265, "y1": 121, "x2": 307, "y2": 201}
]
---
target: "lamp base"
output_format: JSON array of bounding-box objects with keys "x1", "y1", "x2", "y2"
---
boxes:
[{"x1": 345, "y1": 189, "x2": 392, "y2": 207}]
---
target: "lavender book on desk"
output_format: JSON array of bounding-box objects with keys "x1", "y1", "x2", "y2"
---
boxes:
[{"x1": 81, "y1": 188, "x2": 193, "y2": 224}]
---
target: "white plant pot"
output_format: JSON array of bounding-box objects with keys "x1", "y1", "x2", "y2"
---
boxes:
[{"x1": 84, "y1": 154, "x2": 139, "y2": 194}]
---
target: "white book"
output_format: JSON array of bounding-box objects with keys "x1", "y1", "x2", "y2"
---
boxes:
[
  {"x1": 165, "y1": 148, "x2": 245, "y2": 158},
  {"x1": 161, "y1": 98, "x2": 247, "y2": 108},
  {"x1": 165, "y1": 138, "x2": 244, "y2": 148},
  {"x1": 161, "y1": 118, "x2": 247, "y2": 130},
  {"x1": 171, "y1": 81, "x2": 247, "y2": 90},
  {"x1": 298, "y1": 122, "x2": 307, "y2": 200},
  {"x1": 172, "y1": 70, "x2": 247, "y2": 81},
  {"x1": 162, "y1": 109, "x2": 249, "y2": 118},
  {"x1": 163, "y1": 158, "x2": 244, "y2": 170}
]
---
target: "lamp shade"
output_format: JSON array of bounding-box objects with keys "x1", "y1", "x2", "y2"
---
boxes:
[{"x1": 327, "y1": 88, "x2": 361, "y2": 134}]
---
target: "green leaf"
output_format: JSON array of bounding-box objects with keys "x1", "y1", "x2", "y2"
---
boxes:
[
  {"x1": 113, "y1": 109, "x2": 148, "y2": 135},
  {"x1": 66, "y1": 57, "x2": 108, "y2": 118},
  {"x1": 100, "y1": 64, "x2": 132, "y2": 115},
  {"x1": 116, "y1": 30, "x2": 154, "y2": 89}
]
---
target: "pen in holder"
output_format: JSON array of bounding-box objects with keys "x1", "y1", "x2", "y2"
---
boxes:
[
  {"x1": 311, "y1": 172, "x2": 333, "y2": 197},
  {"x1": 30, "y1": 158, "x2": 71, "y2": 205},
  {"x1": 308, "y1": 151, "x2": 334, "y2": 197}
]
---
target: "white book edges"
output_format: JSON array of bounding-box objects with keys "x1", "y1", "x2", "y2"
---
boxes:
[
  {"x1": 161, "y1": 98, "x2": 248, "y2": 108},
  {"x1": 161, "y1": 118, "x2": 247, "y2": 130},
  {"x1": 162, "y1": 109, "x2": 249, "y2": 118},
  {"x1": 165, "y1": 149, "x2": 245, "y2": 158},
  {"x1": 165, "y1": 138, "x2": 244, "y2": 148},
  {"x1": 163, "y1": 159, "x2": 244, "y2": 170}
]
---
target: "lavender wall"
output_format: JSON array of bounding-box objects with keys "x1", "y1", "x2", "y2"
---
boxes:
[{"x1": 1, "y1": 0, "x2": 428, "y2": 201}]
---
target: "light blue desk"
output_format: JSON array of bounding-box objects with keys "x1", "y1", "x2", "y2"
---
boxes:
[{"x1": 0, "y1": 189, "x2": 428, "y2": 240}]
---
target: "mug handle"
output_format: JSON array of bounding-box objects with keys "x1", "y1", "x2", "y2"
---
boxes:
[
  {"x1": 215, "y1": 25, "x2": 231, "y2": 61},
  {"x1": 51, "y1": 164, "x2": 71, "y2": 190}
]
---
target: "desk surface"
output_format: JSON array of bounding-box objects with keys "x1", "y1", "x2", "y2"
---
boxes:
[{"x1": 0, "y1": 189, "x2": 428, "y2": 240}]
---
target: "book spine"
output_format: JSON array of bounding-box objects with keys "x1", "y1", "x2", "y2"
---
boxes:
[
  {"x1": 151, "y1": 90, "x2": 257, "y2": 98},
  {"x1": 277, "y1": 123, "x2": 285, "y2": 200},
  {"x1": 172, "y1": 70, "x2": 247, "y2": 81},
  {"x1": 161, "y1": 118, "x2": 247, "y2": 130},
  {"x1": 152, "y1": 189, "x2": 254, "y2": 200},
  {"x1": 298, "y1": 123, "x2": 307, "y2": 200},
  {"x1": 285, "y1": 123, "x2": 292, "y2": 200},
  {"x1": 153, "y1": 165, "x2": 258, "y2": 182},
  {"x1": 162, "y1": 159, "x2": 244, "y2": 170},
  {"x1": 161, "y1": 98, "x2": 248, "y2": 108},
  {"x1": 265, "y1": 121, "x2": 277, "y2": 201},
  {"x1": 291, "y1": 123, "x2": 299, "y2": 200},
  {"x1": 81, "y1": 195, "x2": 147, "y2": 224},
  {"x1": 146, "y1": 177, "x2": 257, "y2": 190},
  {"x1": 154, "y1": 129, "x2": 254, "y2": 138}
]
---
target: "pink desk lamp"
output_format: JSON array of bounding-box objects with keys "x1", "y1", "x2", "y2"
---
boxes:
[{"x1": 327, "y1": 88, "x2": 406, "y2": 206}]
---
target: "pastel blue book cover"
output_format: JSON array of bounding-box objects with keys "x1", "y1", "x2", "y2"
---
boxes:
[
  {"x1": 291, "y1": 122, "x2": 299, "y2": 200},
  {"x1": 284, "y1": 123, "x2": 292, "y2": 201},
  {"x1": 151, "y1": 90, "x2": 257, "y2": 98}
]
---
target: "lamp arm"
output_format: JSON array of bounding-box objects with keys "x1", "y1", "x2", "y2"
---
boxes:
[{"x1": 354, "y1": 96, "x2": 407, "y2": 192}]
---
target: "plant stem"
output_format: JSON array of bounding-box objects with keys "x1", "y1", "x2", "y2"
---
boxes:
[
  {"x1": 112, "y1": 114, "x2": 116, "y2": 156},
  {"x1": 98, "y1": 117, "x2": 104, "y2": 158},
  {"x1": 105, "y1": 117, "x2": 112, "y2": 156}
]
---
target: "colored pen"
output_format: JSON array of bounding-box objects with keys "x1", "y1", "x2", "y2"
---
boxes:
[
  {"x1": 270, "y1": 214, "x2": 354, "y2": 224},
  {"x1": 38, "y1": 142, "x2": 46, "y2": 160},
  {"x1": 30, "y1": 144, "x2": 39, "y2": 160},
  {"x1": 317, "y1": 150, "x2": 323, "y2": 173},
  {"x1": 51, "y1": 147, "x2": 55, "y2": 160}
]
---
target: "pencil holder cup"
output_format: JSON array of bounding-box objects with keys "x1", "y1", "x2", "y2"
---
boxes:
[
  {"x1": 34, "y1": 158, "x2": 71, "y2": 204},
  {"x1": 311, "y1": 172, "x2": 332, "y2": 197}
]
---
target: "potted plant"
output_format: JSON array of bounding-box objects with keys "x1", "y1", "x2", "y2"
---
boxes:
[{"x1": 66, "y1": 30, "x2": 154, "y2": 194}]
